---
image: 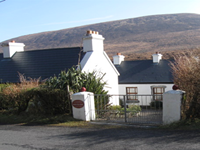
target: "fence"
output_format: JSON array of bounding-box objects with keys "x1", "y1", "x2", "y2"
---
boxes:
[{"x1": 94, "y1": 94, "x2": 163, "y2": 125}]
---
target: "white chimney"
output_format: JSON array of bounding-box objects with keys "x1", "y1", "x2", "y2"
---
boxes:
[
  {"x1": 152, "y1": 52, "x2": 162, "y2": 63},
  {"x1": 82, "y1": 30, "x2": 105, "y2": 53},
  {"x1": 1, "y1": 41, "x2": 25, "y2": 58},
  {"x1": 113, "y1": 53, "x2": 125, "y2": 65}
]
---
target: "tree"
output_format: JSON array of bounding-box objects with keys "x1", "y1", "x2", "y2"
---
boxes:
[{"x1": 170, "y1": 53, "x2": 200, "y2": 120}]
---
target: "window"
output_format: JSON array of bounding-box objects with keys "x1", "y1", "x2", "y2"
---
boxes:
[
  {"x1": 152, "y1": 87, "x2": 164, "y2": 101},
  {"x1": 126, "y1": 87, "x2": 138, "y2": 100}
]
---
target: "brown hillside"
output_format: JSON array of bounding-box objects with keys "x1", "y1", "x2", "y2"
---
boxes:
[{"x1": 1, "y1": 13, "x2": 200, "y2": 60}]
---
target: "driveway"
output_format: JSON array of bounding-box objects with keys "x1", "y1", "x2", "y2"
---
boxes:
[{"x1": 0, "y1": 124, "x2": 200, "y2": 150}]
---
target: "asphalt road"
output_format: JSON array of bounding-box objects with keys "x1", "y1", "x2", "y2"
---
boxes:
[{"x1": 0, "y1": 124, "x2": 200, "y2": 150}]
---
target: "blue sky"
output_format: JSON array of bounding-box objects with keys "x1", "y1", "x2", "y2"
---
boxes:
[{"x1": 0, "y1": 0, "x2": 200, "y2": 42}]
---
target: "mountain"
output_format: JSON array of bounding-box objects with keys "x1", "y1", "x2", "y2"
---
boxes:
[{"x1": 1, "y1": 13, "x2": 200, "y2": 60}]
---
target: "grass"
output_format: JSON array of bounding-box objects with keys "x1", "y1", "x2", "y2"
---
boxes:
[
  {"x1": 0, "y1": 111, "x2": 122, "y2": 129},
  {"x1": 160, "y1": 119, "x2": 200, "y2": 130},
  {"x1": 0, "y1": 111, "x2": 200, "y2": 130},
  {"x1": 0, "y1": 112, "x2": 89, "y2": 127}
]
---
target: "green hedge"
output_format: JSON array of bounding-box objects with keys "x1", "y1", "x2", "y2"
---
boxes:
[{"x1": 32, "y1": 88, "x2": 71, "y2": 115}]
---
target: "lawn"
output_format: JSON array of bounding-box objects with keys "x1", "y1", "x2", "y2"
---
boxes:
[
  {"x1": 0, "y1": 112, "x2": 89, "y2": 127},
  {"x1": 0, "y1": 111, "x2": 200, "y2": 130}
]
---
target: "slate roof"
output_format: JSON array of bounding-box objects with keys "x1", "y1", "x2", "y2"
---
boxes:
[
  {"x1": 115, "y1": 60, "x2": 174, "y2": 84},
  {"x1": 0, "y1": 47, "x2": 83, "y2": 83}
]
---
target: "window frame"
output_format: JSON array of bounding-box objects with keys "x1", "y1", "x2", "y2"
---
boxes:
[
  {"x1": 126, "y1": 87, "x2": 138, "y2": 100},
  {"x1": 151, "y1": 86, "x2": 166, "y2": 101}
]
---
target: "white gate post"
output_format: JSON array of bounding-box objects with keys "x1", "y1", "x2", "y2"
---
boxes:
[
  {"x1": 163, "y1": 85, "x2": 185, "y2": 124},
  {"x1": 71, "y1": 88, "x2": 96, "y2": 121}
]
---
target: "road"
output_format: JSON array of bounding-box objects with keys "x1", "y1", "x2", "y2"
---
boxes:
[{"x1": 0, "y1": 124, "x2": 200, "y2": 150}]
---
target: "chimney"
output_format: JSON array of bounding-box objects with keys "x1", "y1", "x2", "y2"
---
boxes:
[
  {"x1": 113, "y1": 53, "x2": 125, "y2": 65},
  {"x1": 152, "y1": 52, "x2": 162, "y2": 63},
  {"x1": 82, "y1": 30, "x2": 105, "y2": 53},
  {"x1": 1, "y1": 41, "x2": 25, "y2": 58}
]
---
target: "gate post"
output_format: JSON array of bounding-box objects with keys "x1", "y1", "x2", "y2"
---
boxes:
[
  {"x1": 163, "y1": 86, "x2": 185, "y2": 124},
  {"x1": 71, "y1": 90, "x2": 95, "y2": 121}
]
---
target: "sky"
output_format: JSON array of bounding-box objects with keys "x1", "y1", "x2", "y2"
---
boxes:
[{"x1": 0, "y1": 0, "x2": 200, "y2": 42}]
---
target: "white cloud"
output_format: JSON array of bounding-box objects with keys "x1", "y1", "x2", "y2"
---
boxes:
[{"x1": 38, "y1": 15, "x2": 114, "y2": 26}]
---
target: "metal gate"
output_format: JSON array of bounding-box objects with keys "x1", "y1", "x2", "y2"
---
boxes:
[{"x1": 94, "y1": 94, "x2": 163, "y2": 125}]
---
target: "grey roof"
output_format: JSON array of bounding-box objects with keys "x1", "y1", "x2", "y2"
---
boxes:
[
  {"x1": 115, "y1": 60, "x2": 173, "y2": 84},
  {"x1": 0, "y1": 47, "x2": 83, "y2": 83}
]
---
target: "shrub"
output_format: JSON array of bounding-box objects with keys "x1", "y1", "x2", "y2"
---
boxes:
[
  {"x1": 109, "y1": 105, "x2": 122, "y2": 112},
  {"x1": 45, "y1": 66, "x2": 108, "y2": 95},
  {"x1": 1, "y1": 84, "x2": 35, "y2": 114},
  {"x1": 32, "y1": 88, "x2": 71, "y2": 115},
  {"x1": 45, "y1": 66, "x2": 109, "y2": 110},
  {"x1": 170, "y1": 53, "x2": 200, "y2": 120},
  {"x1": 128, "y1": 105, "x2": 141, "y2": 114},
  {"x1": 109, "y1": 105, "x2": 141, "y2": 116},
  {"x1": 0, "y1": 73, "x2": 40, "y2": 114},
  {"x1": 0, "y1": 84, "x2": 9, "y2": 110}
]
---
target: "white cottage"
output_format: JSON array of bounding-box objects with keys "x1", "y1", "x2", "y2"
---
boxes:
[
  {"x1": 0, "y1": 31, "x2": 173, "y2": 106},
  {"x1": 113, "y1": 52, "x2": 174, "y2": 105},
  {"x1": 0, "y1": 31, "x2": 120, "y2": 105},
  {"x1": 80, "y1": 30, "x2": 120, "y2": 105},
  {"x1": 80, "y1": 30, "x2": 119, "y2": 96}
]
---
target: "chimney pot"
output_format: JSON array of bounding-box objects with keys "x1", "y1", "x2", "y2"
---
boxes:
[
  {"x1": 2, "y1": 42, "x2": 25, "y2": 58},
  {"x1": 86, "y1": 30, "x2": 92, "y2": 35},
  {"x1": 117, "y1": 53, "x2": 121, "y2": 55},
  {"x1": 83, "y1": 30, "x2": 105, "y2": 53}
]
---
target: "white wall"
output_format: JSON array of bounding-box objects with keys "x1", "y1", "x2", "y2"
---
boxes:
[
  {"x1": 119, "y1": 83, "x2": 173, "y2": 95},
  {"x1": 80, "y1": 31, "x2": 120, "y2": 105},
  {"x1": 81, "y1": 51, "x2": 119, "y2": 94},
  {"x1": 80, "y1": 51, "x2": 119, "y2": 105},
  {"x1": 119, "y1": 83, "x2": 174, "y2": 106}
]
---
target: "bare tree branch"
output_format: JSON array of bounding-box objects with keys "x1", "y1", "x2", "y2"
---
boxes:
[{"x1": 0, "y1": 0, "x2": 6, "y2": 3}]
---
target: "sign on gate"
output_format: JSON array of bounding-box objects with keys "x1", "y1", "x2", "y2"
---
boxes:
[{"x1": 72, "y1": 100, "x2": 84, "y2": 108}]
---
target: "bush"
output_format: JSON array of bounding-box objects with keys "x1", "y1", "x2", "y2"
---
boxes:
[
  {"x1": 45, "y1": 66, "x2": 108, "y2": 94},
  {"x1": 109, "y1": 105, "x2": 122, "y2": 112},
  {"x1": 128, "y1": 105, "x2": 141, "y2": 115},
  {"x1": 0, "y1": 68, "x2": 109, "y2": 116},
  {"x1": 0, "y1": 74, "x2": 40, "y2": 114},
  {"x1": 32, "y1": 88, "x2": 71, "y2": 115},
  {"x1": 170, "y1": 53, "x2": 200, "y2": 120},
  {"x1": 0, "y1": 84, "x2": 9, "y2": 110},
  {"x1": 1, "y1": 84, "x2": 35, "y2": 114},
  {"x1": 109, "y1": 105, "x2": 141, "y2": 116},
  {"x1": 45, "y1": 66, "x2": 109, "y2": 110}
]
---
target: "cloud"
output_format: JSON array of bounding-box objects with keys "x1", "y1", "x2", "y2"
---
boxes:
[{"x1": 38, "y1": 15, "x2": 114, "y2": 26}]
